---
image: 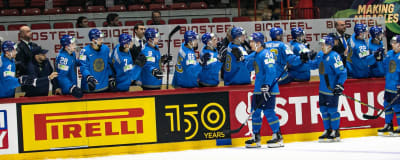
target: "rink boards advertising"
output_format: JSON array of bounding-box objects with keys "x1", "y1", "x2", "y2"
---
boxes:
[{"x1": 0, "y1": 104, "x2": 19, "y2": 155}]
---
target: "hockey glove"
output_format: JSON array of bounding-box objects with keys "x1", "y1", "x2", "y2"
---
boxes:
[
  {"x1": 333, "y1": 84, "x2": 344, "y2": 95},
  {"x1": 108, "y1": 77, "x2": 117, "y2": 91},
  {"x1": 231, "y1": 47, "x2": 244, "y2": 62},
  {"x1": 134, "y1": 53, "x2": 147, "y2": 67},
  {"x1": 161, "y1": 54, "x2": 173, "y2": 64},
  {"x1": 86, "y1": 75, "x2": 98, "y2": 91},
  {"x1": 152, "y1": 68, "x2": 163, "y2": 80},
  {"x1": 19, "y1": 75, "x2": 36, "y2": 87},
  {"x1": 70, "y1": 85, "x2": 83, "y2": 99},
  {"x1": 200, "y1": 53, "x2": 211, "y2": 66},
  {"x1": 300, "y1": 50, "x2": 309, "y2": 63},
  {"x1": 374, "y1": 48, "x2": 384, "y2": 61}
]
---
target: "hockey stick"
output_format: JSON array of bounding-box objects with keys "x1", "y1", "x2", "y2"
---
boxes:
[
  {"x1": 362, "y1": 94, "x2": 400, "y2": 119},
  {"x1": 224, "y1": 65, "x2": 288, "y2": 134},
  {"x1": 166, "y1": 25, "x2": 181, "y2": 89}
]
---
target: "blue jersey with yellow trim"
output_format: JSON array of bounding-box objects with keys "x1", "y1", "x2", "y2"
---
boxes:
[
  {"x1": 141, "y1": 43, "x2": 162, "y2": 88},
  {"x1": 347, "y1": 34, "x2": 376, "y2": 78},
  {"x1": 0, "y1": 54, "x2": 20, "y2": 98},
  {"x1": 368, "y1": 38, "x2": 385, "y2": 77},
  {"x1": 172, "y1": 43, "x2": 202, "y2": 88},
  {"x1": 289, "y1": 40, "x2": 311, "y2": 81},
  {"x1": 199, "y1": 46, "x2": 223, "y2": 86},
  {"x1": 111, "y1": 44, "x2": 142, "y2": 91},
  {"x1": 379, "y1": 50, "x2": 400, "y2": 93},
  {"x1": 55, "y1": 49, "x2": 78, "y2": 94},
  {"x1": 79, "y1": 44, "x2": 111, "y2": 92},
  {"x1": 309, "y1": 50, "x2": 347, "y2": 95},
  {"x1": 265, "y1": 41, "x2": 302, "y2": 82},
  {"x1": 253, "y1": 48, "x2": 279, "y2": 94},
  {"x1": 223, "y1": 43, "x2": 252, "y2": 85}
]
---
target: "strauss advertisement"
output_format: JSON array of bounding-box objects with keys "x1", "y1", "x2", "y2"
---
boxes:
[{"x1": 229, "y1": 79, "x2": 386, "y2": 138}]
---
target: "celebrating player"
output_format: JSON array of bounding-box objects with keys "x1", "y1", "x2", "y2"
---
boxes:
[
  {"x1": 198, "y1": 32, "x2": 223, "y2": 87},
  {"x1": 289, "y1": 27, "x2": 311, "y2": 82},
  {"x1": 0, "y1": 41, "x2": 20, "y2": 98},
  {"x1": 368, "y1": 26, "x2": 385, "y2": 77}
]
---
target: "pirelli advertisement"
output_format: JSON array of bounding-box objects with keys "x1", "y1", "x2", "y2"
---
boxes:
[{"x1": 16, "y1": 92, "x2": 230, "y2": 152}]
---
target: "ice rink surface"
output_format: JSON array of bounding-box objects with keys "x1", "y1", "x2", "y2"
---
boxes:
[{"x1": 58, "y1": 136, "x2": 400, "y2": 160}]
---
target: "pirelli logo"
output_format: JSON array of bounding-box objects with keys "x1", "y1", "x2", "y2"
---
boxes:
[{"x1": 21, "y1": 98, "x2": 157, "y2": 152}]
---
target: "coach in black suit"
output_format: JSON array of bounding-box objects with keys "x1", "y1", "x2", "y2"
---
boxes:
[
  {"x1": 16, "y1": 26, "x2": 39, "y2": 77},
  {"x1": 331, "y1": 20, "x2": 351, "y2": 67}
]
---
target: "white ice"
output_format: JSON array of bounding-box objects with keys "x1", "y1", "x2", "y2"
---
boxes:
[{"x1": 57, "y1": 136, "x2": 400, "y2": 160}]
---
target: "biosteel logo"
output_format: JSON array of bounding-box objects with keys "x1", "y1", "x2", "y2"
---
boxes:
[{"x1": 33, "y1": 108, "x2": 144, "y2": 141}]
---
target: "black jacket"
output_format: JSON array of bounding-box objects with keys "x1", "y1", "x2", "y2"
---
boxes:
[
  {"x1": 129, "y1": 39, "x2": 146, "y2": 61},
  {"x1": 15, "y1": 41, "x2": 38, "y2": 76},
  {"x1": 332, "y1": 32, "x2": 351, "y2": 67},
  {"x1": 22, "y1": 59, "x2": 59, "y2": 97}
]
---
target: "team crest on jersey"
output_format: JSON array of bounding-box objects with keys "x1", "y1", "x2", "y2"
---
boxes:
[
  {"x1": 93, "y1": 58, "x2": 105, "y2": 72},
  {"x1": 389, "y1": 60, "x2": 396, "y2": 73}
]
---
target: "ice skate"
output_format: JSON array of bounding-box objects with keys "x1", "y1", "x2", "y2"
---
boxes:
[
  {"x1": 245, "y1": 133, "x2": 261, "y2": 148},
  {"x1": 318, "y1": 129, "x2": 332, "y2": 142},
  {"x1": 377, "y1": 123, "x2": 394, "y2": 136},
  {"x1": 267, "y1": 131, "x2": 284, "y2": 148}
]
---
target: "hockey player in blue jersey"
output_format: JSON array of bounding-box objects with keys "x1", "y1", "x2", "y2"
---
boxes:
[
  {"x1": 347, "y1": 23, "x2": 376, "y2": 78},
  {"x1": 223, "y1": 27, "x2": 253, "y2": 86},
  {"x1": 376, "y1": 35, "x2": 400, "y2": 136},
  {"x1": 289, "y1": 27, "x2": 311, "y2": 82},
  {"x1": 0, "y1": 41, "x2": 20, "y2": 98},
  {"x1": 140, "y1": 28, "x2": 165, "y2": 90},
  {"x1": 56, "y1": 35, "x2": 83, "y2": 98},
  {"x1": 110, "y1": 33, "x2": 146, "y2": 91},
  {"x1": 368, "y1": 26, "x2": 385, "y2": 77},
  {"x1": 244, "y1": 32, "x2": 283, "y2": 148},
  {"x1": 199, "y1": 32, "x2": 223, "y2": 87},
  {"x1": 265, "y1": 27, "x2": 304, "y2": 85},
  {"x1": 172, "y1": 30, "x2": 202, "y2": 88},
  {"x1": 79, "y1": 29, "x2": 113, "y2": 93},
  {"x1": 308, "y1": 36, "x2": 347, "y2": 142}
]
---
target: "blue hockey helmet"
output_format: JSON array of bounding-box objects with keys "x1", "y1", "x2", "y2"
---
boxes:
[
  {"x1": 231, "y1": 27, "x2": 246, "y2": 39},
  {"x1": 184, "y1": 30, "x2": 198, "y2": 43},
  {"x1": 60, "y1": 35, "x2": 76, "y2": 47},
  {"x1": 248, "y1": 32, "x2": 265, "y2": 44},
  {"x1": 1, "y1": 41, "x2": 16, "y2": 53},
  {"x1": 119, "y1": 33, "x2": 132, "y2": 46},
  {"x1": 354, "y1": 23, "x2": 367, "y2": 36},
  {"x1": 320, "y1": 36, "x2": 335, "y2": 47},
  {"x1": 270, "y1": 27, "x2": 283, "y2": 40},
  {"x1": 144, "y1": 28, "x2": 160, "y2": 41},
  {"x1": 201, "y1": 32, "x2": 216, "y2": 45},
  {"x1": 369, "y1": 26, "x2": 383, "y2": 39},
  {"x1": 391, "y1": 35, "x2": 400, "y2": 44},
  {"x1": 88, "y1": 29, "x2": 104, "y2": 41},
  {"x1": 291, "y1": 27, "x2": 304, "y2": 40}
]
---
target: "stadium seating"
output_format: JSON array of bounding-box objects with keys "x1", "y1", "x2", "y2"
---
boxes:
[
  {"x1": 53, "y1": 0, "x2": 68, "y2": 7},
  {"x1": 168, "y1": 19, "x2": 187, "y2": 24},
  {"x1": 30, "y1": 0, "x2": 46, "y2": 8},
  {"x1": 9, "y1": 0, "x2": 26, "y2": 8},
  {"x1": 128, "y1": 5, "x2": 148, "y2": 11},
  {"x1": 232, "y1": 16, "x2": 252, "y2": 22},
  {"x1": 190, "y1": 2, "x2": 208, "y2": 9},
  {"x1": 125, "y1": 20, "x2": 144, "y2": 26},
  {"x1": 8, "y1": 24, "x2": 27, "y2": 31},
  {"x1": 88, "y1": 21, "x2": 96, "y2": 27},
  {"x1": 107, "y1": 5, "x2": 127, "y2": 12},
  {"x1": 212, "y1": 17, "x2": 230, "y2": 23},
  {"x1": 0, "y1": 25, "x2": 5, "y2": 31},
  {"x1": 21, "y1": 8, "x2": 41, "y2": 16},
  {"x1": 31, "y1": 23, "x2": 51, "y2": 30},
  {"x1": 43, "y1": 8, "x2": 63, "y2": 15},
  {"x1": 1, "y1": 9, "x2": 20, "y2": 16},
  {"x1": 103, "y1": 21, "x2": 123, "y2": 27},
  {"x1": 146, "y1": 20, "x2": 166, "y2": 25},
  {"x1": 0, "y1": 1, "x2": 4, "y2": 8},
  {"x1": 191, "y1": 18, "x2": 210, "y2": 24},
  {"x1": 87, "y1": 6, "x2": 106, "y2": 13},
  {"x1": 149, "y1": 4, "x2": 168, "y2": 10},
  {"x1": 170, "y1": 3, "x2": 188, "y2": 10},
  {"x1": 65, "y1": 6, "x2": 84, "y2": 14},
  {"x1": 53, "y1": 22, "x2": 74, "y2": 29}
]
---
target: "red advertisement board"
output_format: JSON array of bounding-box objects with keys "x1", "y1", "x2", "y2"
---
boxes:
[{"x1": 229, "y1": 78, "x2": 388, "y2": 138}]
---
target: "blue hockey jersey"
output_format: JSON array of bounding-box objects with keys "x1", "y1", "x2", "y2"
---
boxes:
[
  {"x1": 309, "y1": 50, "x2": 347, "y2": 95},
  {"x1": 347, "y1": 34, "x2": 376, "y2": 78},
  {"x1": 56, "y1": 49, "x2": 78, "y2": 95},
  {"x1": 289, "y1": 40, "x2": 311, "y2": 81},
  {"x1": 111, "y1": 44, "x2": 142, "y2": 91},
  {"x1": 0, "y1": 54, "x2": 20, "y2": 98},
  {"x1": 141, "y1": 43, "x2": 162, "y2": 88},
  {"x1": 223, "y1": 43, "x2": 252, "y2": 86},
  {"x1": 265, "y1": 41, "x2": 302, "y2": 84},
  {"x1": 368, "y1": 38, "x2": 385, "y2": 77},
  {"x1": 172, "y1": 42, "x2": 202, "y2": 88},
  {"x1": 199, "y1": 46, "x2": 223, "y2": 86},
  {"x1": 379, "y1": 50, "x2": 400, "y2": 93},
  {"x1": 79, "y1": 44, "x2": 111, "y2": 92},
  {"x1": 253, "y1": 48, "x2": 279, "y2": 95}
]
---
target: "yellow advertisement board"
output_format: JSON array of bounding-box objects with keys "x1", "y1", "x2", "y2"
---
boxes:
[{"x1": 21, "y1": 98, "x2": 157, "y2": 152}]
